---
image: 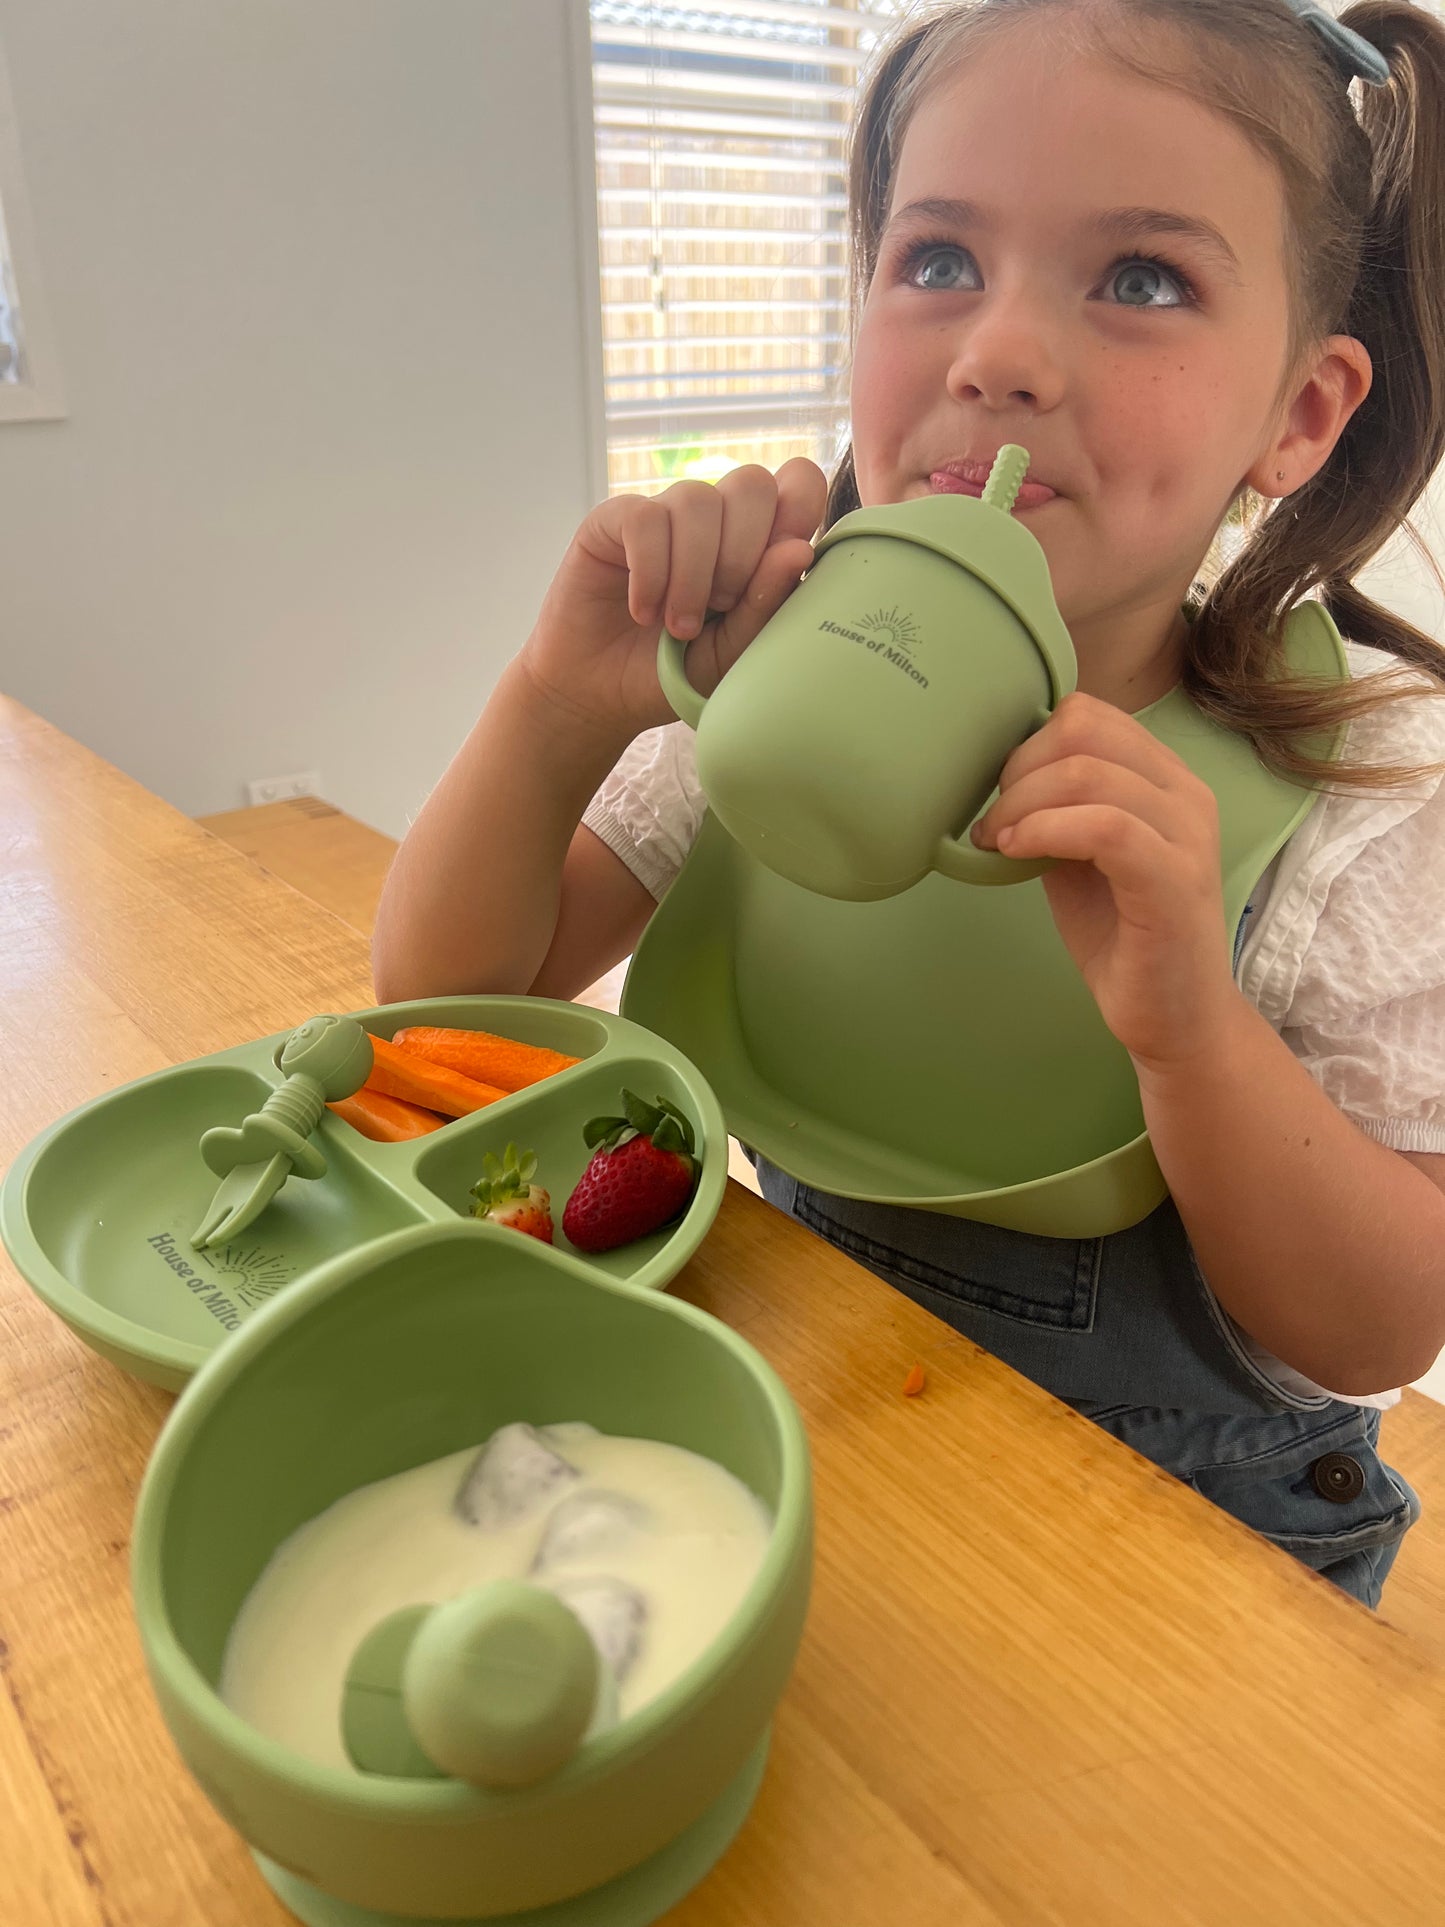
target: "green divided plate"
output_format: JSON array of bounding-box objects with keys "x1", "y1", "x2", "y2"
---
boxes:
[{"x1": 0, "y1": 996, "x2": 729, "y2": 1390}]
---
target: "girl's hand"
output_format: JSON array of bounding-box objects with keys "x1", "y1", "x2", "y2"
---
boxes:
[
  {"x1": 518, "y1": 459, "x2": 829, "y2": 741},
  {"x1": 969, "y1": 693, "x2": 1241, "y2": 1074}
]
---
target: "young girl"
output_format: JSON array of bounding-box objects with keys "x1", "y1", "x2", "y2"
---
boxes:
[{"x1": 375, "y1": 0, "x2": 1445, "y2": 1609}]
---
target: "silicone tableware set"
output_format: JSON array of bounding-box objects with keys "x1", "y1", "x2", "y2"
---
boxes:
[
  {"x1": 1, "y1": 446, "x2": 1344, "y2": 1923},
  {"x1": 0, "y1": 993, "x2": 811, "y2": 1927}
]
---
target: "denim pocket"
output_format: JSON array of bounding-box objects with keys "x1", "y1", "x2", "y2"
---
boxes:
[{"x1": 790, "y1": 1186, "x2": 1102, "y2": 1333}]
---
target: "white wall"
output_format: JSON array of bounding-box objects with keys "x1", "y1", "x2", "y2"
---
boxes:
[{"x1": 0, "y1": 0, "x2": 604, "y2": 836}]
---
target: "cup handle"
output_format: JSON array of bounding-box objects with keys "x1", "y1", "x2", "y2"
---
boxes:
[
  {"x1": 935, "y1": 821, "x2": 1055, "y2": 886},
  {"x1": 657, "y1": 629, "x2": 708, "y2": 730},
  {"x1": 934, "y1": 710, "x2": 1058, "y2": 887}
]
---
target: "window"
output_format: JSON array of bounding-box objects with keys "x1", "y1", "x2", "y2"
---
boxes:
[
  {"x1": 0, "y1": 36, "x2": 64, "y2": 423},
  {"x1": 587, "y1": 0, "x2": 899, "y2": 495},
  {"x1": 0, "y1": 210, "x2": 21, "y2": 385}
]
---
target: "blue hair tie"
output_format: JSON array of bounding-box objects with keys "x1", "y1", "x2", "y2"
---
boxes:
[{"x1": 1281, "y1": 0, "x2": 1391, "y2": 86}]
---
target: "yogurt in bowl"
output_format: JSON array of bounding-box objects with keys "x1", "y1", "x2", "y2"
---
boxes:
[{"x1": 222, "y1": 1419, "x2": 775, "y2": 1777}]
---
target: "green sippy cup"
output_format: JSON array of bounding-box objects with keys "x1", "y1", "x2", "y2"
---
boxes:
[{"x1": 658, "y1": 446, "x2": 1077, "y2": 902}]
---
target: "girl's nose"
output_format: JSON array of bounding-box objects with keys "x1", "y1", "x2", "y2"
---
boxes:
[{"x1": 945, "y1": 298, "x2": 1067, "y2": 414}]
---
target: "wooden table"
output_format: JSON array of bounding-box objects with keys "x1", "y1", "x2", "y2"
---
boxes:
[{"x1": 3, "y1": 692, "x2": 1444, "y2": 1927}]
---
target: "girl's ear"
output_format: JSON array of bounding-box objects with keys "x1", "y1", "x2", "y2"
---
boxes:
[{"x1": 1247, "y1": 335, "x2": 1373, "y2": 497}]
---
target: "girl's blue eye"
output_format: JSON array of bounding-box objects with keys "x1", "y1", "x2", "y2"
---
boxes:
[
  {"x1": 1107, "y1": 259, "x2": 1190, "y2": 308},
  {"x1": 908, "y1": 245, "x2": 981, "y2": 292}
]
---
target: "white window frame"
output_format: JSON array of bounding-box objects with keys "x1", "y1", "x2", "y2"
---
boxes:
[{"x1": 0, "y1": 34, "x2": 65, "y2": 424}]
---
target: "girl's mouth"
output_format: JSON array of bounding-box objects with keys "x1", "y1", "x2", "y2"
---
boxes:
[{"x1": 929, "y1": 462, "x2": 1058, "y2": 510}]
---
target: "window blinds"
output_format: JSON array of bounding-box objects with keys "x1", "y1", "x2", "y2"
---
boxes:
[{"x1": 588, "y1": 1, "x2": 901, "y2": 492}]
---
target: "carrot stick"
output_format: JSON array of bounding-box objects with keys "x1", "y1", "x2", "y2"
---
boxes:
[
  {"x1": 902, "y1": 1363, "x2": 927, "y2": 1398},
  {"x1": 392, "y1": 1025, "x2": 580, "y2": 1093},
  {"x1": 329, "y1": 1089, "x2": 445, "y2": 1142},
  {"x1": 364, "y1": 1033, "x2": 508, "y2": 1118}
]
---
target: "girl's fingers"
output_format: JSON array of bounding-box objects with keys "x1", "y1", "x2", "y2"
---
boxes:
[
  {"x1": 706, "y1": 458, "x2": 826, "y2": 662},
  {"x1": 611, "y1": 497, "x2": 673, "y2": 628},
  {"x1": 974, "y1": 754, "x2": 1207, "y2": 850},
  {"x1": 998, "y1": 691, "x2": 1194, "y2": 795},
  {"x1": 709, "y1": 536, "x2": 815, "y2": 667},
  {"x1": 705, "y1": 459, "x2": 828, "y2": 616},
  {"x1": 980, "y1": 804, "x2": 1205, "y2": 919},
  {"x1": 656, "y1": 480, "x2": 724, "y2": 641},
  {"x1": 579, "y1": 458, "x2": 825, "y2": 642},
  {"x1": 648, "y1": 459, "x2": 827, "y2": 644},
  {"x1": 710, "y1": 466, "x2": 789, "y2": 614},
  {"x1": 770, "y1": 457, "x2": 830, "y2": 544}
]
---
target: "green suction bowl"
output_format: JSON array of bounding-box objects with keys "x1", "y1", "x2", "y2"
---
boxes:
[{"x1": 130, "y1": 1218, "x2": 812, "y2": 1925}]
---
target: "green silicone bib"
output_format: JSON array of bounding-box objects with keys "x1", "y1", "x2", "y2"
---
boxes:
[{"x1": 622, "y1": 602, "x2": 1347, "y2": 1238}]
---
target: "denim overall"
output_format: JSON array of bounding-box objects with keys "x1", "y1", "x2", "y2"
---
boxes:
[{"x1": 752, "y1": 1167, "x2": 1420, "y2": 1611}]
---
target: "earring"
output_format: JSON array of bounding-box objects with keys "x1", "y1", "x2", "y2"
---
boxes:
[{"x1": 1276, "y1": 470, "x2": 1286, "y2": 482}]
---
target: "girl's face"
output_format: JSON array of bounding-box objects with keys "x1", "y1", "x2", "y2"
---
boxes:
[{"x1": 850, "y1": 24, "x2": 1312, "y2": 666}]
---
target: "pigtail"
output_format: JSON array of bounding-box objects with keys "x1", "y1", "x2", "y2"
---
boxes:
[
  {"x1": 1317, "y1": 2, "x2": 1445, "y2": 677},
  {"x1": 1189, "y1": 0, "x2": 1445, "y2": 791}
]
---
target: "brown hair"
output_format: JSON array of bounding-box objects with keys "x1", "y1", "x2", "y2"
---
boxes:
[{"x1": 827, "y1": 0, "x2": 1445, "y2": 792}]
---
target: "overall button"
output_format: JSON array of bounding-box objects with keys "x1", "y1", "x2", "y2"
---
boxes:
[{"x1": 1311, "y1": 1452, "x2": 1366, "y2": 1503}]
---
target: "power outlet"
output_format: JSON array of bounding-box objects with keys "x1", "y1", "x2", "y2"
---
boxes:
[{"x1": 244, "y1": 770, "x2": 322, "y2": 807}]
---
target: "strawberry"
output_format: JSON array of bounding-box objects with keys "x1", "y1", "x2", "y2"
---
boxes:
[
  {"x1": 562, "y1": 1092, "x2": 699, "y2": 1254},
  {"x1": 469, "y1": 1143, "x2": 554, "y2": 1243}
]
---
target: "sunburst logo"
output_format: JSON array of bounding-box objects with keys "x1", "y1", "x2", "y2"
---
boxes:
[
  {"x1": 197, "y1": 1242, "x2": 297, "y2": 1309},
  {"x1": 859, "y1": 606, "x2": 921, "y2": 652}
]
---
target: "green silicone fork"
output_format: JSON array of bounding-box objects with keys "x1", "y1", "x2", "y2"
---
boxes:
[{"x1": 190, "y1": 1015, "x2": 374, "y2": 1250}]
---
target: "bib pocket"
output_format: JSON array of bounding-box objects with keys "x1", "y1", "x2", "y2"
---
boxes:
[{"x1": 790, "y1": 1186, "x2": 1102, "y2": 1333}]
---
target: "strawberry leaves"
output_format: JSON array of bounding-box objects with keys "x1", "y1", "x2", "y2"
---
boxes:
[
  {"x1": 469, "y1": 1142, "x2": 540, "y2": 1214},
  {"x1": 581, "y1": 1091, "x2": 696, "y2": 1161}
]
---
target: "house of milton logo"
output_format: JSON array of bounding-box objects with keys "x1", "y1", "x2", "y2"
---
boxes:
[
  {"x1": 145, "y1": 1229, "x2": 297, "y2": 1331},
  {"x1": 817, "y1": 605, "x2": 929, "y2": 687}
]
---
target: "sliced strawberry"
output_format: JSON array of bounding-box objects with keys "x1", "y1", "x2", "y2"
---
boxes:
[
  {"x1": 562, "y1": 1092, "x2": 699, "y2": 1254},
  {"x1": 469, "y1": 1143, "x2": 554, "y2": 1244}
]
